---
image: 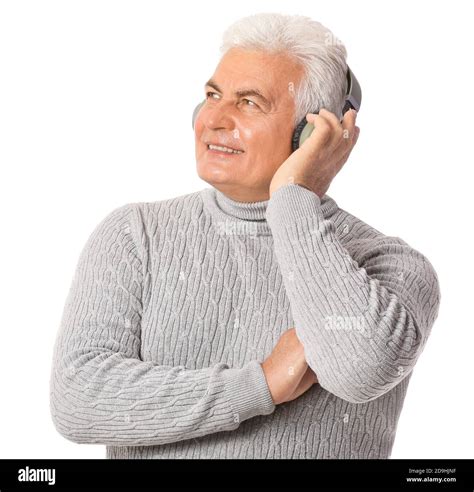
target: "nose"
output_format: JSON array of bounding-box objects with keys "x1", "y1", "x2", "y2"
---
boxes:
[{"x1": 202, "y1": 100, "x2": 235, "y2": 131}]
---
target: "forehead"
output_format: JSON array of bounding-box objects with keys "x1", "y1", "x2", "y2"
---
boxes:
[{"x1": 212, "y1": 48, "x2": 304, "y2": 102}]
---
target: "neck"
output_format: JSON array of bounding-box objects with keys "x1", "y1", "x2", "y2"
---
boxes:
[
  {"x1": 211, "y1": 184, "x2": 270, "y2": 203},
  {"x1": 200, "y1": 184, "x2": 338, "y2": 237}
]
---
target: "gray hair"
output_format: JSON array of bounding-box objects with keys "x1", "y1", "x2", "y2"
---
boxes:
[{"x1": 220, "y1": 12, "x2": 348, "y2": 126}]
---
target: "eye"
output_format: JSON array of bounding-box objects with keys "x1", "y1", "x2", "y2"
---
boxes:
[
  {"x1": 242, "y1": 98, "x2": 259, "y2": 108},
  {"x1": 205, "y1": 91, "x2": 220, "y2": 100}
]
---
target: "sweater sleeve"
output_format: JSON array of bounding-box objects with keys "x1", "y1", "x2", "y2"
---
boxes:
[
  {"x1": 265, "y1": 183, "x2": 441, "y2": 404},
  {"x1": 49, "y1": 203, "x2": 275, "y2": 447}
]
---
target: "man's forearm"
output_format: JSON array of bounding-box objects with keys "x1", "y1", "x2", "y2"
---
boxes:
[{"x1": 265, "y1": 183, "x2": 441, "y2": 404}]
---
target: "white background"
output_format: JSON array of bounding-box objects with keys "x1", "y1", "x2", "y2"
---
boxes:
[{"x1": 0, "y1": 0, "x2": 472, "y2": 459}]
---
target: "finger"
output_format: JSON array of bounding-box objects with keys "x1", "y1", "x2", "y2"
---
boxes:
[
  {"x1": 302, "y1": 113, "x2": 333, "y2": 148},
  {"x1": 307, "y1": 108, "x2": 342, "y2": 131},
  {"x1": 334, "y1": 133, "x2": 358, "y2": 173},
  {"x1": 300, "y1": 370, "x2": 318, "y2": 387},
  {"x1": 318, "y1": 108, "x2": 342, "y2": 128},
  {"x1": 342, "y1": 109, "x2": 357, "y2": 139},
  {"x1": 287, "y1": 368, "x2": 318, "y2": 401},
  {"x1": 353, "y1": 125, "x2": 360, "y2": 144},
  {"x1": 344, "y1": 125, "x2": 360, "y2": 153}
]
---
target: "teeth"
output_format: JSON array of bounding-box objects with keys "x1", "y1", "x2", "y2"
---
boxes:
[{"x1": 208, "y1": 144, "x2": 243, "y2": 154}]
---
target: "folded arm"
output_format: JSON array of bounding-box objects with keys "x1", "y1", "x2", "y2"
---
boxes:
[
  {"x1": 265, "y1": 184, "x2": 441, "y2": 403},
  {"x1": 50, "y1": 203, "x2": 275, "y2": 446}
]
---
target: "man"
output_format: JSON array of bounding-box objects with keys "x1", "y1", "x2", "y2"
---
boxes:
[{"x1": 50, "y1": 13, "x2": 440, "y2": 459}]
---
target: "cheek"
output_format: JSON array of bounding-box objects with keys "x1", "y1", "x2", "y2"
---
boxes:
[
  {"x1": 194, "y1": 121, "x2": 206, "y2": 156},
  {"x1": 240, "y1": 122, "x2": 292, "y2": 158},
  {"x1": 237, "y1": 122, "x2": 273, "y2": 150},
  {"x1": 241, "y1": 127, "x2": 253, "y2": 139},
  {"x1": 194, "y1": 118, "x2": 204, "y2": 139}
]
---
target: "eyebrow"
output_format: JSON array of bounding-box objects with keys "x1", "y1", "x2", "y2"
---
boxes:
[{"x1": 204, "y1": 78, "x2": 272, "y2": 109}]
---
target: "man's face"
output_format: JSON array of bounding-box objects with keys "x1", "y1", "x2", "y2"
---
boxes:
[{"x1": 194, "y1": 48, "x2": 305, "y2": 201}]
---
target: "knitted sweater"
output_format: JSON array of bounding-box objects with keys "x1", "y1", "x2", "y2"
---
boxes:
[{"x1": 50, "y1": 183, "x2": 441, "y2": 459}]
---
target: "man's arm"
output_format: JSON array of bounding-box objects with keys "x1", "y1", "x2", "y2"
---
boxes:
[
  {"x1": 265, "y1": 183, "x2": 441, "y2": 404},
  {"x1": 49, "y1": 203, "x2": 275, "y2": 447}
]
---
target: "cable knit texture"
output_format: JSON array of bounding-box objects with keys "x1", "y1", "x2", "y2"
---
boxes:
[{"x1": 50, "y1": 183, "x2": 441, "y2": 459}]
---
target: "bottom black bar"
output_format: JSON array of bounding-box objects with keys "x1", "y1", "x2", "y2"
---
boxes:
[{"x1": 0, "y1": 458, "x2": 472, "y2": 490}]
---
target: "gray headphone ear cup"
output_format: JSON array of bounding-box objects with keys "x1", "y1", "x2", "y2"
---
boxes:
[
  {"x1": 292, "y1": 110, "x2": 320, "y2": 151},
  {"x1": 192, "y1": 101, "x2": 205, "y2": 129},
  {"x1": 291, "y1": 118, "x2": 308, "y2": 152}
]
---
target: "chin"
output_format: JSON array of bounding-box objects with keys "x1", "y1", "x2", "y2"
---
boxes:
[{"x1": 196, "y1": 161, "x2": 233, "y2": 185}]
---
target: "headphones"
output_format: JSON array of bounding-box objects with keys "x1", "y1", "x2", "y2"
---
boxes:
[{"x1": 192, "y1": 65, "x2": 361, "y2": 152}]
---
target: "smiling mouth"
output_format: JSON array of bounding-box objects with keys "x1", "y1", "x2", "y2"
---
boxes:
[{"x1": 207, "y1": 144, "x2": 244, "y2": 155}]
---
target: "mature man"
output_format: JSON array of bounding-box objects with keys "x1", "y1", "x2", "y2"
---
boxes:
[{"x1": 50, "y1": 13, "x2": 440, "y2": 459}]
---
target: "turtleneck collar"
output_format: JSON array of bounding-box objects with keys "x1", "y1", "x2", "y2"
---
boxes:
[
  {"x1": 215, "y1": 188, "x2": 269, "y2": 221},
  {"x1": 200, "y1": 185, "x2": 339, "y2": 236}
]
